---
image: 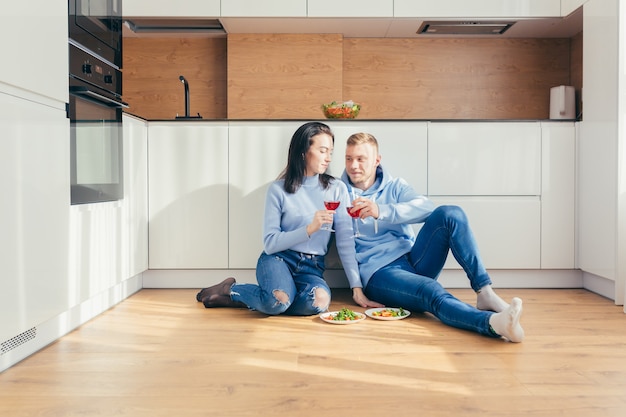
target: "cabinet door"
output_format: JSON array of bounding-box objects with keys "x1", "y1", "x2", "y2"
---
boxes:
[
  {"x1": 0, "y1": 91, "x2": 70, "y2": 342},
  {"x1": 123, "y1": 115, "x2": 149, "y2": 276},
  {"x1": 428, "y1": 122, "x2": 541, "y2": 196},
  {"x1": 430, "y1": 197, "x2": 541, "y2": 269},
  {"x1": 123, "y1": 0, "x2": 220, "y2": 17},
  {"x1": 148, "y1": 122, "x2": 229, "y2": 268},
  {"x1": 326, "y1": 121, "x2": 428, "y2": 194},
  {"x1": 308, "y1": 0, "x2": 393, "y2": 17},
  {"x1": 221, "y1": 0, "x2": 306, "y2": 17},
  {"x1": 562, "y1": 0, "x2": 587, "y2": 16},
  {"x1": 0, "y1": 0, "x2": 67, "y2": 103},
  {"x1": 228, "y1": 122, "x2": 303, "y2": 268},
  {"x1": 394, "y1": 0, "x2": 561, "y2": 18},
  {"x1": 541, "y1": 122, "x2": 576, "y2": 268}
]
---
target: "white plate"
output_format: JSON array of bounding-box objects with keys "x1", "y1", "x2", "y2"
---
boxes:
[
  {"x1": 320, "y1": 311, "x2": 366, "y2": 324},
  {"x1": 365, "y1": 307, "x2": 411, "y2": 321}
]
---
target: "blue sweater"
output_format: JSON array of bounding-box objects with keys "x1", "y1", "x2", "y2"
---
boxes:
[
  {"x1": 341, "y1": 165, "x2": 435, "y2": 287},
  {"x1": 263, "y1": 174, "x2": 361, "y2": 289}
]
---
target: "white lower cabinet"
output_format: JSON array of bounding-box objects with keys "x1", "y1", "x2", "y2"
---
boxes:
[
  {"x1": 430, "y1": 196, "x2": 541, "y2": 269},
  {"x1": 123, "y1": 114, "x2": 149, "y2": 276},
  {"x1": 228, "y1": 122, "x2": 303, "y2": 268},
  {"x1": 428, "y1": 122, "x2": 541, "y2": 196},
  {"x1": 326, "y1": 121, "x2": 428, "y2": 194},
  {"x1": 145, "y1": 120, "x2": 576, "y2": 280},
  {"x1": 427, "y1": 122, "x2": 543, "y2": 269},
  {"x1": 540, "y1": 122, "x2": 576, "y2": 268},
  {"x1": 148, "y1": 122, "x2": 229, "y2": 268}
]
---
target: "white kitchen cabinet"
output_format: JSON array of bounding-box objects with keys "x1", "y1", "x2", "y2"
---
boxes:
[
  {"x1": 0, "y1": 0, "x2": 67, "y2": 104},
  {"x1": 148, "y1": 122, "x2": 229, "y2": 269},
  {"x1": 578, "y1": 0, "x2": 621, "y2": 300},
  {"x1": 326, "y1": 121, "x2": 428, "y2": 193},
  {"x1": 0, "y1": 91, "x2": 70, "y2": 343},
  {"x1": 228, "y1": 121, "x2": 428, "y2": 269},
  {"x1": 228, "y1": 122, "x2": 303, "y2": 268},
  {"x1": 428, "y1": 122, "x2": 541, "y2": 196},
  {"x1": 123, "y1": 0, "x2": 220, "y2": 17},
  {"x1": 123, "y1": 114, "x2": 149, "y2": 276},
  {"x1": 308, "y1": 0, "x2": 393, "y2": 17},
  {"x1": 562, "y1": 0, "x2": 587, "y2": 16},
  {"x1": 540, "y1": 122, "x2": 576, "y2": 269},
  {"x1": 221, "y1": 0, "x2": 306, "y2": 17},
  {"x1": 430, "y1": 197, "x2": 541, "y2": 269},
  {"x1": 394, "y1": 0, "x2": 561, "y2": 18}
]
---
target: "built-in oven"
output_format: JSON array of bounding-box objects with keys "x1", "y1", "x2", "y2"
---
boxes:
[
  {"x1": 69, "y1": 43, "x2": 127, "y2": 205},
  {"x1": 69, "y1": 0, "x2": 122, "y2": 67},
  {"x1": 68, "y1": 0, "x2": 125, "y2": 205}
]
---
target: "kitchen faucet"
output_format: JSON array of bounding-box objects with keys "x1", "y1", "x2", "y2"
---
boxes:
[{"x1": 176, "y1": 75, "x2": 202, "y2": 119}]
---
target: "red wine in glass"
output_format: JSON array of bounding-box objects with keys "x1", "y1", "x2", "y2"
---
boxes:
[
  {"x1": 321, "y1": 200, "x2": 340, "y2": 231},
  {"x1": 346, "y1": 206, "x2": 362, "y2": 218},
  {"x1": 324, "y1": 201, "x2": 340, "y2": 210},
  {"x1": 346, "y1": 206, "x2": 362, "y2": 237}
]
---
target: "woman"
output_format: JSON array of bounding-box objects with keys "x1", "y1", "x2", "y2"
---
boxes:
[{"x1": 196, "y1": 122, "x2": 364, "y2": 315}]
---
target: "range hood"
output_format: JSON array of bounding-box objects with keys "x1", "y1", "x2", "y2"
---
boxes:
[
  {"x1": 417, "y1": 21, "x2": 515, "y2": 35},
  {"x1": 124, "y1": 18, "x2": 225, "y2": 34}
]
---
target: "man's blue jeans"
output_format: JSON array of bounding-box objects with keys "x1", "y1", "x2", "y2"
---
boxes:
[
  {"x1": 365, "y1": 205, "x2": 496, "y2": 336},
  {"x1": 231, "y1": 250, "x2": 331, "y2": 316}
]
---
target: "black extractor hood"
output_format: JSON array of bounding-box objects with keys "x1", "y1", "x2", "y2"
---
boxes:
[
  {"x1": 417, "y1": 21, "x2": 515, "y2": 35},
  {"x1": 124, "y1": 18, "x2": 225, "y2": 34}
]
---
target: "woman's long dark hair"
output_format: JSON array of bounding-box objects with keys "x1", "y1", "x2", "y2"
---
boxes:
[{"x1": 279, "y1": 122, "x2": 335, "y2": 194}]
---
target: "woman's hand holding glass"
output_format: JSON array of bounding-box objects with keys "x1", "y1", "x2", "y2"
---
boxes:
[{"x1": 308, "y1": 209, "x2": 334, "y2": 235}]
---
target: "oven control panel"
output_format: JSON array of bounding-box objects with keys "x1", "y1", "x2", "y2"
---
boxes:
[{"x1": 69, "y1": 43, "x2": 121, "y2": 95}]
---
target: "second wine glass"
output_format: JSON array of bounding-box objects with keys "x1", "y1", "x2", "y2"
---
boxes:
[{"x1": 346, "y1": 188, "x2": 363, "y2": 237}]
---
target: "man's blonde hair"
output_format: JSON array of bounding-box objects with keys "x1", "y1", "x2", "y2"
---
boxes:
[{"x1": 346, "y1": 132, "x2": 379, "y2": 153}]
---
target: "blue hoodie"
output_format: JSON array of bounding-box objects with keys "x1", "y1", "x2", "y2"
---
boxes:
[{"x1": 341, "y1": 165, "x2": 435, "y2": 287}]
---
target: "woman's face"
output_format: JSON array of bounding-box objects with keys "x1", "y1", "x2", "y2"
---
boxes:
[{"x1": 304, "y1": 133, "x2": 333, "y2": 176}]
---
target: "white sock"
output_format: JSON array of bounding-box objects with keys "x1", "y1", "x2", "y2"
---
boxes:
[
  {"x1": 489, "y1": 297, "x2": 525, "y2": 343},
  {"x1": 477, "y1": 284, "x2": 510, "y2": 313}
]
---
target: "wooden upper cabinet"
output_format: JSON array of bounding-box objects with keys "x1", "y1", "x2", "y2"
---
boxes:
[
  {"x1": 221, "y1": 0, "x2": 306, "y2": 17},
  {"x1": 394, "y1": 0, "x2": 561, "y2": 18},
  {"x1": 308, "y1": 0, "x2": 393, "y2": 17},
  {"x1": 123, "y1": 0, "x2": 220, "y2": 17}
]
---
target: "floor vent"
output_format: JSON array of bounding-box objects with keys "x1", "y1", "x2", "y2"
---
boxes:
[{"x1": 1, "y1": 327, "x2": 37, "y2": 356}]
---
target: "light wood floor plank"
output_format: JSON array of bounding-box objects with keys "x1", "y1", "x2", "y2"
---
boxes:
[{"x1": 1, "y1": 288, "x2": 626, "y2": 417}]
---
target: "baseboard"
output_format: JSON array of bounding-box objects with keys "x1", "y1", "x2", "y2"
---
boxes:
[
  {"x1": 143, "y1": 268, "x2": 584, "y2": 290},
  {"x1": 0, "y1": 274, "x2": 143, "y2": 373},
  {"x1": 582, "y1": 271, "x2": 617, "y2": 302}
]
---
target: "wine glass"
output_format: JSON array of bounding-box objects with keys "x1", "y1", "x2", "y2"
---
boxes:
[
  {"x1": 346, "y1": 188, "x2": 363, "y2": 237},
  {"x1": 321, "y1": 185, "x2": 341, "y2": 232}
]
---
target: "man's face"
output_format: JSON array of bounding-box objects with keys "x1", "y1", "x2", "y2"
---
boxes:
[{"x1": 345, "y1": 143, "x2": 381, "y2": 190}]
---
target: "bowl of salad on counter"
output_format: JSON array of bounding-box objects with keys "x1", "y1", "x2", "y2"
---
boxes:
[{"x1": 321, "y1": 100, "x2": 361, "y2": 119}]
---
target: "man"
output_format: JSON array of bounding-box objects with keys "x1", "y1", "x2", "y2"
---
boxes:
[{"x1": 344, "y1": 132, "x2": 525, "y2": 342}]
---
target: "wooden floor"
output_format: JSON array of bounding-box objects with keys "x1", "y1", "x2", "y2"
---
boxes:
[{"x1": 1, "y1": 288, "x2": 626, "y2": 417}]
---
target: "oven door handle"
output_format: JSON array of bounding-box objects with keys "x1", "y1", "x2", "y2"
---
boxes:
[{"x1": 70, "y1": 86, "x2": 129, "y2": 108}]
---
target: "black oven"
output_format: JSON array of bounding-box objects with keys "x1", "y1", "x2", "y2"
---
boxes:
[
  {"x1": 69, "y1": 44, "x2": 128, "y2": 205},
  {"x1": 68, "y1": 0, "x2": 125, "y2": 205},
  {"x1": 69, "y1": 0, "x2": 122, "y2": 67}
]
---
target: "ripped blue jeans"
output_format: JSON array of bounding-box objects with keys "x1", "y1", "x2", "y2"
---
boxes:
[{"x1": 230, "y1": 250, "x2": 331, "y2": 316}]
